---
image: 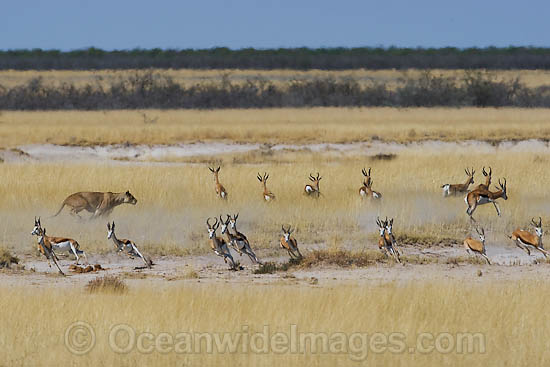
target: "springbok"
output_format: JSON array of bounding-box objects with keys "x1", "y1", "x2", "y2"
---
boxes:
[
  {"x1": 220, "y1": 215, "x2": 261, "y2": 264},
  {"x1": 257, "y1": 172, "x2": 275, "y2": 201},
  {"x1": 31, "y1": 217, "x2": 65, "y2": 275},
  {"x1": 465, "y1": 178, "x2": 507, "y2": 220},
  {"x1": 441, "y1": 168, "x2": 475, "y2": 197},
  {"x1": 107, "y1": 221, "x2": 151, "y2": 268},
  {"x1": 509, "y1": 217, "x2": 548, "y2": 259},
  {"x1": 360, "y1": 168, "x2": 382, "y2": 199},
  {"x1": 474, "y1": 166, "x2": 492, "y2": 191},
  {"x1": 206, "y1": 217, "x2": 236, "y2": 269},
  {"x1": 376, "y1": 217, "x2": 400, "y2": 263},
  {"x1": 280, "y1": 225, "x2": 302, "y2": 258},
  {"x1": 209, "y1": 166, "x2": 228, "y2": 199},
  {"x1": 463, "y1": 227, "x2": 491, "y2": 264},
  {"x1": 31, "y1": 217, "x2": 88, "y2": 265},
  {"x1": 304, "y1": 172, "x2": 322, "y2": 197}
]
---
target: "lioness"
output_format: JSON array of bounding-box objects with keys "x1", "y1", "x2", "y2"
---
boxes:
[{"x1": 52, "y1": 191, "x2": 137, "y2": 219}]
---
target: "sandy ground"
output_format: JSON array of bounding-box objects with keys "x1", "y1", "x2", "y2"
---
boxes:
[
  {"x1": 2, "y1": 240, "x2": 548, "y2": 289},
  {"x1": 2, "y1": 139, "x2": 550, "y2": 164}
]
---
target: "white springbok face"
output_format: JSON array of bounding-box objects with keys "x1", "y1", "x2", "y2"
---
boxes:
[
  {"x1": 229, "y1": 215, "x2": 238, "y2": 230},
  {"x1": 378, "y1": 226, "x2": 385, "y2": 237},
  {"x1": 535, "y1": 226, "x2": 543, "y2": 238},
  {"x1": 385, "y1": 220, "x2": 393, "y2": 235},
  {"x1": 220, "y1": 218, "x2": 229, "y2": 234},
  {"x1": 283, "y1": 232, "x2": 290, "y2": 242},
  {"x1": 107, "y1": 222, "x2": 116, "y2": 239},
  {"x1": 478, "y1": 233, "x2": 485, "y2": 243},
  {"x1": 31, "y1": 218, "x2": 41, "y2": 236}
]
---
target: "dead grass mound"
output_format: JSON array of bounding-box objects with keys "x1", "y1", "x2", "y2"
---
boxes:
[
  {"x1": 86, "y1": 275, "x2": 128, "y2": 294},
  {"x1": 0, "y1": 248, "x2": 19, "y2": 269}
]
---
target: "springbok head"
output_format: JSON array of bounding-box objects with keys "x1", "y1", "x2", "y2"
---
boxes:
[
  {"x1": 376, "y1": 217, "x2": 386, "y2": 237},
  {"x1": 31, "y1": 216, "x2": 42, "y2": 236},
  {"x1": 206, "y1": 217, "x2": 220, "y2": 239},
  {"x1": 107, "y1": 221, "x2": 116, "y2": 239},
  {"x1": 282, "y1": 225, "x2": 293, "y2": 242},
  {"x1": 497, "y1": 178, "x2": 507, "y2": 200},
  {"x1": 362, "y1": 168, "x2": 372, "y2": 187},
  {"x1": 475, "y1": 226, "x2": 485, "y2": 243},
  {"x1": 531, "y1": 217, "x2": 543, "y2": 237},
  {"x1": 465, "y1": 167, "x2": 475, "y2": 185}
]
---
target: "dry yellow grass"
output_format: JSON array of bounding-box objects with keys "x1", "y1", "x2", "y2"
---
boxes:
[
  {"x1": 2, "y1": 107, "x2": 550, "y2": 147},
  {"x1": 2, "y1": 68, "x2": 550, "y2": 88},
  {"x1": 0, "y1": 281, "x2": 547, "y2": 366},
  {"x1": 1, "y1": 147, "x2": 549, "y2": 256}
]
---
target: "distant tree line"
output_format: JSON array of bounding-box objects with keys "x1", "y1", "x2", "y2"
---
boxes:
[
  {"x1": 1, "y1": 71, "x2": 549, "y2": 109},
  {"x1": 4, "y1": 47, "x2": 550, "y2": 70}
]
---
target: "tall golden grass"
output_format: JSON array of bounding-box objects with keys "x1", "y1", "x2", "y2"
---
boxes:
[
  {"x1": 0, "y1": 281, "x2": 547, "y2": 366},
  {"x1": 2, "y1": 108, "x2": 550, "y2": 146},
  {"x1": 2, "y1": 147, "x2": 549, "y2": 256}
]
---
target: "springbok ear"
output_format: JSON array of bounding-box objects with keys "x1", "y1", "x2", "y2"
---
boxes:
[
  {"x1": 112, "y1": 221, "x2": 115, "y2": 229},
  {"x1": 38, "y1": 217, "x2": 41, "y2": 225},
  {"x1": 107, "y1": 223, "x2": 110, "y2": 230},
  {"x1": 126, "y1": 190, "x2": 130, "y2": 194}
]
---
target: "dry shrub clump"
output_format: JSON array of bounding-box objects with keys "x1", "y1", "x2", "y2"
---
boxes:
[
  {"x1": 86, "y1": 275, "x2": 128, "y2": 294},
  {"x1": 0, "y1": 247, "x2": 19, "y2": 268}
]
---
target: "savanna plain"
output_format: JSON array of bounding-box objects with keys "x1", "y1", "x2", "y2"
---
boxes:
[{"x1": 2, "y1": 70, "x2": 550, "y2": 366}]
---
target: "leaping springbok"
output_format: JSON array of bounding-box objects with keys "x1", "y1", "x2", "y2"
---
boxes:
[
  {"x1": 107, "y1": 221, "x2": 151, "y2": 268},
  {"x1": 257, "y1": 172, "x2": 275, "y2": 201},
  {"x1": 209, "y1": 166, "x2": 228, "y2": 199},
  {"x1": 280, "y1": 225, "x2": 302, "y2": 259},
  {"x1": 510, "y1": 217, "x2": 548, "y2": 259},
  {"x1": 220, "y1": 215, "x2": 261, "y2": 264},
  {"x1": 376, "y1": 217, "x2": 400, "y2": 263},
  {"x1": 31, "y1": 217, "x2": 88, "y2": 265},
  {"x1": 31, "y1": 217, "x2": 65, "y2": 275},
  {"x1": 441, "y1": 168, "x2": 475, "y2": 197},
  {"x1": 463, "y1": 227, "x2": 491, "y2": 264},
  {"x1": 474, "y1": 166, "x2": 492, "y2": 191},
  {"x1": 465, "y1": 178, "x2": 507, "y2": 221},
  {"x1": 206, "y1": 217, "x2": 237, "y2": 269},
  {"x1": 304, "y1": 172, "x2": 322, "y2": 198},
  {"x1": 360, "y1": 168, "x2": 382, "y2": 199}
]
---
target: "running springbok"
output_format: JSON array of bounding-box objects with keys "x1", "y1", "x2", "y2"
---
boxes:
[
  {"x1": 376, "y1": 217, "x2": 400, "y2": 262},
  {"x1": 209, "y1": 166, "x2": 228, "y2": 199},
  {"x1": 441, "y1": 168, "x2": 475, "y2": 197},
  {"x1": 280, "y1": 225, "x2": 302, "y2": 258},
  {"x1": 360, "y1": 168, "x2": 382, "y2": 199},
  {"x1": 31, "y1": 217, "x2": 65, "y2": 275},
  {"x1": 474, "y1": 166, "x2": 492, "y2": 191},
  {"x1": 509, "y1": 217, "x2": 548, "y2": 259},
  {"x1": 220, "y1": 215, "x2": 261, "y2": 264},
  {"x1": 464, "y1": 227, "x2": 491, "y2": 264},
  {"x1": 257, "y1": 172, "x2": 275, "y2": 201},
  {"x1": 304, "y1": 172, "x2": 322, "y2": 197},
  {"x1": 465, "y1": 178, "x2": 507, "y2": 220},
  {"x1": 107, "y1": 221, "x2": 151, "y2": 268},
  {"x1": 31, "y1": 217, "x2": 88, "y2": 265},
  {"x1": 206, "y1": 217, "x2": 236, "y2": 269}
]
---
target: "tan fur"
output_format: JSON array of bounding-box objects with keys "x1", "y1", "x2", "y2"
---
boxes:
[
  {"x1": 474, "y1": 166, "x2": 492, "y2": 191},
  {"x1": 510, "y1": 219, "x2": 548, "y2": 258},
  {"x1": 52, "y1": 191, "x2": 137, "y2": 219},
  {"x1": 280, "y1": 225, "x2": 302, "y2": 258},
  {"x1": 304, "y1": 172, "x2": 322, "y2": 197},
  {"x1": 466, "y1": 178, "x2": 507, "y2": 219},
  {"x1": 441, "y1": 168, "x2": 475, "y2": 196},
  {"x1": 209, "y1": 166, "x2": 228, "y2": 199},
  {"x1": 257, "y1": 172, "x2": 275, "y2": 201}
]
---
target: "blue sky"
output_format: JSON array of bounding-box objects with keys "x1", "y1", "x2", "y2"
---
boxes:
[{"x1": 2, "y1": 0, "x2": 549, "y2": 50}]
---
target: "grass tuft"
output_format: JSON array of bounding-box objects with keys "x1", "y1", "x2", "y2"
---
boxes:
[{"x1": 86, "y1": 275, "x2": 128, "y2": 294}]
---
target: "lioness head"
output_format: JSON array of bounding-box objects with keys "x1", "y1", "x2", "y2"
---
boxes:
[{"x1": 124, "y1": 191, "x2": 137, "y2": 205}]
